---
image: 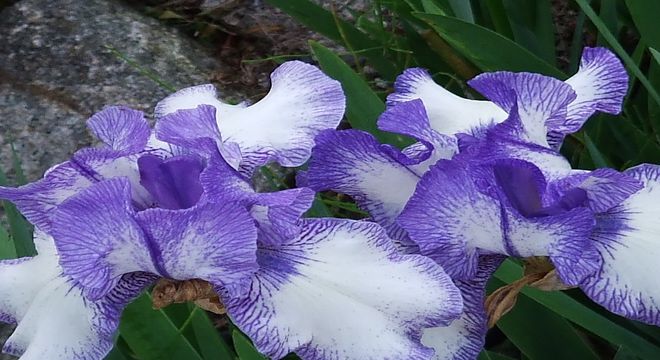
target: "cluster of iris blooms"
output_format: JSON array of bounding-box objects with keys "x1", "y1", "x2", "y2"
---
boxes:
[{"x1": 0, "y1": 48, "x2": 657, "y2": 360}]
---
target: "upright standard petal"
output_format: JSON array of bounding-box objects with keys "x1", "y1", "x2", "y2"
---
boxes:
[
  {"x1": 468, "y1": 72, "x2": 576, "y2": 147},
  {"x1": 305, "y1": 130, "x2": 421, "y2": 241},
  {"x1": 155, "y1": 61, "x2": 345, "y2": 172},
  {"x1": 580, "y1": 164, "x2": 660, "y2": 325},
  {"x1": 377, "y1": 99, "x2": 458, "y2": 173},
  {"x1": 154, "y1": 83, "x2": 246, "y2": 120},
  {"x1": 86, "y1": 106, "x2": 151, "y2": 154},
  {"x1": 227, "y1": 219, "x2": 463, "y2": 360},
  {"x1": 52, "y1": 178, "x2": 157, "y2": 300},
  {"x1": 155, "y1": 104, "x2": 243, "y2": 169},
  {"x1": 387, "y1": 68, "x2": 507, "y2": 136},
  {"x1": 564, "y1": 47, "x2": 628, "y2": 131}
]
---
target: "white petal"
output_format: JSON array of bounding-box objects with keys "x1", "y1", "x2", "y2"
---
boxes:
[
  {"x1": 387, "y1": 68, "x2": 507, "y2": 136},
  {"x1": 581, "y1": 164, "x2": 660, "y2": 325},
  {"x1": 228, "y1": 219, "x2": 463, "y2": 360}
]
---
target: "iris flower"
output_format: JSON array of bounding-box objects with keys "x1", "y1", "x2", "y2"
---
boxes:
[
  {"x1": 303, "y1": 47, "x2": 646, "y2": 357},
  {"x1": 0, "y1": 61, "x2": 464, "y2": 360}
]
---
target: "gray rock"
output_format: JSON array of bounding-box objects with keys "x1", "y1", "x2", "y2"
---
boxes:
[{"x1": 0, "y1": 0, "x2": 225, "y2": 181}]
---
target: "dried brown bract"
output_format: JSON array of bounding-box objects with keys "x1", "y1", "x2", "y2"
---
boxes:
[{"x1": 151, "y1": 278, "x2": 226, "y2": 314}]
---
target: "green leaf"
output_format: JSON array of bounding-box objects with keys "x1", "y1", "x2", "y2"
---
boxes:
[
  {"x1": 584, "y1": 133, "x2": 612, "y2": 168},
  {"x1": 188, "y1": 304, "x2": 236, "y2": 360},
  {"x1": 0, "y1": 164, "x2": 35, "y2": 257},
  {"x1": 232, "y1": 330, "x2": 267, "y2": 360},
  {"x1": 305, "y1": 195, "x2": 333, "y2": 218},
  {"x1": 0, "y1": 225, "x2": 16, "y2": 260},
  {"x1": 119, "y1": 294, "x2": 204, "y2": 360},
  {"x1": 494, "y1": 260, "x2": 660, "y2": 360},
  {"x1": 104, "y1": 347, "x2": 129, "y2": 360},
  {"x1": 265, "y1": 0, "x2": 399, "y2": 79},
  {"x1": 309, "y1": 41, "x2": 410, "y2": 147},
  {"x1": 483, "y1": 0, "x2": 514, "y2": 39},
  {"x1": 614, "y1": 346, "x2": 641, "y2": 360},
  {"x1": 493, "y1": 279, "x2": 599, "y2": 360},
  {"x1": 416, "y1": 13, "x2": 564, "y2": 78},
  {"x1": 651, "y1": 48, "x2": 660, "y2": 66},
  {"x1": 502, "y1": 0, "x2": 556, "y2": 65},
  {"x1": 447, "y1": 0, "x2": 475, "y2": 23},
  {"x1": 478, "y1": 350, "x2": 517, "y2": 360},
  {"x1": 626, "y1": 0, "x2": 660, "y2": 50}
]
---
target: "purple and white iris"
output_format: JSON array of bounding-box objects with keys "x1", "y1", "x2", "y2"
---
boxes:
[
  {"x1": 0, "y1": 61, "x2": 465, "y2": 360},
  {"x1": 305, "y1": 47, "x2": 660, "y2": 358}
]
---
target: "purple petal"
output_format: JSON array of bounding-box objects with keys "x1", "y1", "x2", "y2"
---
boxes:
[
  {"x1": 227, "y1": 218, "x2": 463, "y2": 360},
  {"x1": 250, "y1": 187, "x2": 315, "y2": 246},
  {"x1": 156, "y1": 62, "x2": 346, "y2": 174},
  {"x1": 87, "y1": 106, "x2": 151, "y2": 154},
  {"x1": 547, "y1": 168, "x2": 643, "y2": 213},
  {"x1": 52, "y1": 178, "x2": 157, "y2": 300},
  {"x1": 201, "y1": 152, "x2": 314, "y2": 245},
  {"x1": 155, "y1": 104, "x2": 243, "y2": 169},
  {"x1": 138, "y1": 154, "x2": 205, "y2": 210},
  {"x1": 579, "y1": 164, "x2": 660, "y2": 325},
  {"x1": 398, "y1": 159, "x2": 504, "y2": 280},
  {"x1": 377, "y1": 99, "x2": 458, "y2": 168},
  {"x1": 469, "y1": 72, "x2": 576, "y2": 147},
  {"x1": 387, "y1": 68, "x2": 507, "y2": 136},
  {"x1": 0, "y1": 232, "x2": 153, "y2": 360},
  {"x1": 136, "y1": 202, "x2": 258, "y2": 297},
  {"x1": 306, "y1": 129, "x2": 421, "y2": 242},
  {"x1": 492, "y1": 159, "x2": 547, "y2": 217},
  {"x1": 422, "y1": 256, "x2": 504, "y2": 360},
  {"x1": 0, "y1": 161, "x2": 95, "y2": 232},
  {"x1": 564, "y1": 47, "x2": 628, "y2": 132},
  {"x1": 472, "y1": 125, "x2": 573, "y2": 182}
]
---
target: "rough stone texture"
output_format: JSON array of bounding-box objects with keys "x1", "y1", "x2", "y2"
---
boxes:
[{"x1": 0, "y1": 0, "x2": 227, "y2": 181}]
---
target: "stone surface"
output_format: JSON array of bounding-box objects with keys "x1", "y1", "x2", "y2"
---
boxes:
[{"x1": 0, "y1": 0, "x2": 226, "y2": 181}]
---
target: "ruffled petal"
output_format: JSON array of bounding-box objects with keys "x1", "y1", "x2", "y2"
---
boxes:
[
  {"x1": 154, "y1": 83, "x2": 246, "y2": 120},
  {"x1": 377, "y1": 100, "x2": 458, "y2": 172},
  {"x1": 200, "y1": 152, "x2": 315, "y2": 245},
  {"x1": 0, "y1": 233, "x2": 153, "y2": 360},
  {"x1": 306, "y1": 130, "x2": 421, "y2": 241},
  {"x1": 0, "y1": 147, "x2": 150, "y2": 234},
  {"x1": 387, "y1": 68, "x2": 507, "y2": 135},
  {"x1": 135, "y1": 202, "x2": 259, "y2": 297},
  {"x1": 155, "y1": 105, "x2": 243, "y2": 169},
  {"x1": 422, "y1": 256, "x2": 504, "y2": 360},
  {"x1": 87, "y1": 106, "x2": 151, "y2": 154},
  {"x1": 0, "y1": 161, "x2": 95, "y2": 232},
  {"x1": 465, "y1": 119, "x2": 573, "y2": 182},
  {"x1": 547, "y1": 168, "x2": 643, "y2": 213},
  {"x1": 0, "y1": 232, "x2": 59, "y2": 324},
  {"x1": 400, "y1": 157, "x2": 598, "y2": 283},
  {"x1": 564, "y1": 47, "x2": 628, "y2": 132},
  {"x1": 250, "y1": 187, "x2": 315, "y2": 246},
  {"x1": 52, "y1": 178, "x2": 157, "y2": 300},
  {"x1": 227, "y1": 219, "x2": 463, "y2": 360},
  {"x1": 468, "y1": 72, "x2": 576, "y2": 147},
  {"x1": 398, "y1": 159, "x2": 504, "y2": 280},
  {"x1": 580, "y1": 164, "x2": 660, "y2": 325},
  {"x1": 155, "y1": 62, "x2": 345, "y2": 172}
]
